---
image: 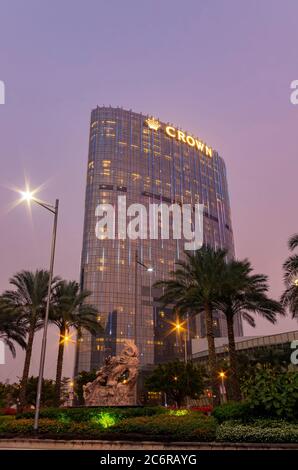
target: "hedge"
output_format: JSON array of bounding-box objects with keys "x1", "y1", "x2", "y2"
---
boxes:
[
  {"x1": 212, "y1": 402, "x2": 253, "y2": 424},
  {"x1": 0, "y1": 418, "x2": 102, "y2": 437},
  {"x1": 111, "y1": 413, "x2": 217, "y2": 441},
  {"x1": 216, "y1": 420, "x2": 298, "y2": 443},
  {"x1": 0, "y1": 413, "x2": 217, "y2": 441},
  {"x1": 1, "y1": 415, "x2": 298, "y2": 443},
  {"x1": 17, "y1": 406, "x2": 167, "y2": 422}
]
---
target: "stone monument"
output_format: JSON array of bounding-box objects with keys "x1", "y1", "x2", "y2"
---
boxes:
[{"x1": 83, "y1": 339, "x2": 139, "y2": 406}]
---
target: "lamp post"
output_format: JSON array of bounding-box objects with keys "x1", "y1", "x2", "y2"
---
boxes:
[
  {"x1": 20, "y1": 190, "x2": 59, "y2": 431},
  {"x1": 134, "y1": 250, "x2": 153, "y2": 404},
  {"x1": 173, "y1": 316, "x2": 188, "y2": 364},
  {"x1": 219, "y1": 371, "x2": 227, "y2": 403},
  {"x1": 174, "y1": 314, "x2": 189, "y2": 408},
  {"x1": 173, "y1": 315, "x2": 190, "y2": 408}
]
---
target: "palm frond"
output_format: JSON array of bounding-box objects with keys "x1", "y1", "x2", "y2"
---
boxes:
[{"x1": 288, "y1": 234, "x2": 298, "y2": 251}]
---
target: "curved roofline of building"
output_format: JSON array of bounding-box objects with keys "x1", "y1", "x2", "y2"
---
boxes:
[
  {"x1": 192, "y1": 329, "x2": 298, "y2": 358},
  {"x1": 91, "y1": 105, "x2": 220, "y2": 157}
]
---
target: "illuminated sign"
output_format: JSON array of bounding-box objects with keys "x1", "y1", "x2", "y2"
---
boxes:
[
  {"x1": 145, "y1": 117, "x2": 212, "y2": 157},
  {"x1": 165, "y1": 126, "x2": 212, "y2": 157},
  {"x1": 145, "y1": 118, "x2": 161, "y2": 131}
]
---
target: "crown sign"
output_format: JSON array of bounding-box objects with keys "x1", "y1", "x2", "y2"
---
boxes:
[{"x1": 145, "y1": 117, "x2": 161, "y2": 131}]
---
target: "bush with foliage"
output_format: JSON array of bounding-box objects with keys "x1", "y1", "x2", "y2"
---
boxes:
[
  {"x1": 74, "y1": 370, "x2": 97, "y2": 405},
  {"x1": 190, "y1": 405, "x2": 213, "y2": 414},
  {"x1": 1, "y1": 412, "x2": 216, "y2": 441},
  {"x1": 241, "y1": 365, "x2": 298, "y2": 420},
  {"x1": 0, "y1": 382, "x2": 18, "y2": 409},
  {"x1": 112, "y1": 412, "x2": 217, "y2": 441},
  {"x1": 0, "y1": 418, "x2": 102, "y2": 437},
  {"x1": 0, "y1": 415, "x2": 15, "y2": 423},
  {"x1": 17, "y1": 406, "x2": 167, "y2": 422},
  {"x1": 0, "y1": 408, "x2": 16, "y2": 416},
  {"x1": 216, "y1": 420, "x2": 298, "y2": 443},
  {"x1": 212, "y1": 401, "x2": 253, "y2": 423}
]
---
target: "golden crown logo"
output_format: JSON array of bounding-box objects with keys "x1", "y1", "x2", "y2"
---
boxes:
[{"x1": 145, "y1": 117, "x2": 161, "y2": 131}]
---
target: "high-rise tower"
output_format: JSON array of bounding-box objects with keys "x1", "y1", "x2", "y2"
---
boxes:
[{"x1": 75, "y1": 106, "x2": 242, "y2": 374}]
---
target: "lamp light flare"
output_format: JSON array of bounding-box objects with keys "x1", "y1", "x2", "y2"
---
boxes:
[
  {"x1": 60, "y1": 333, "x2": 75, "y2": 345},
  {"x1": 20, "y1": 190, "x2": 34, "y2": 202},
  {"x1": 5, "y1": 181, "x2": 43, "y2": 215},
  {"x1": 17, "y1": 184, "x2": 41, "y2": 209},
  {"x1": 219, "y1": 371, "x2": 226, "y2": 379},
  {"x1": 164, "y1": 317, "x2": 187, "y2": 337}
]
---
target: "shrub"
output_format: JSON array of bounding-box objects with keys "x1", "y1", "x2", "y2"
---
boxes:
[
  {"x1": 190, "y1": 405, "x2": 213, "y2": 414},
  {"x1": 90, "y1": 412, "x2": 118, "y2": 428},
  {"x1": 212, "y1": 402, "x2": 252, "y2": 423},
  {"x1": 0, "y1": 418, "x2": 103, "y2": 437},
  {"x1": 216, "y1": 420, "x2": 298, "y2": 443},
  {"x1": 0, "y1": 415, "x2": 15, "y2": 424},
  {"x1": 241, "y1": 366, "x2": 298, "y2": 420},
  {"x1": 168, "y1": 409, "x2": 189, "y2": 416},
  {"x1": 111, "y1": 412, "x2": 217, "y2": 441},
  {"x1": 0, "y1": 413, "x2": 216, "y2": 441},
  {"x1": 17, "y1": 406, "x2": 166, "y2": 422},
  {"x1": 0, "y1": 408, "x2": 16, "y2": 416}
]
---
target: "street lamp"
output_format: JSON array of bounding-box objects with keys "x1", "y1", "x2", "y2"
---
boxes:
[
  {"x1": 134, "y1": 250, "x2": 154, "y2": 349},
  {"x1": 20, "y1": 190, "x2": 34, "y2": 202},
  {"x1": 60, "y1": 332, "x2": 75, "y2": 345},
  {"x1": 172, "y1": 316, "x2": 190, "y2": 408},
  {"x1": 173, "y1": 316, "x2": 189, "y2": 364},
  {"x1": 134, "y1": 250, "x2": 153, "y2": 404},
  {"x1": 294, "y1": 279, "x2": 298, "y2": 287},
  {"x1": 19, "y1": 188, "x2": 59, "y2": 431},
  {"x1": 219, "y1": 371, "x2": 227, "y2": 403}
]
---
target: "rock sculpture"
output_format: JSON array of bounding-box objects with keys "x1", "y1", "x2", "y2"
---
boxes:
[{"x1": 83, "y1": 339, "x2": 139, "y2": 406}]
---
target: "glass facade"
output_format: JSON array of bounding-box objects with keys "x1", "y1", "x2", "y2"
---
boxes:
[{"x1": 75, "y1": 106, "x2": 242, "y2": 373}]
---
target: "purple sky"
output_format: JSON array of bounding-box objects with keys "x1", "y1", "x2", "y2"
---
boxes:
[{"x1": 0, "y1": 0, "x2": 297, "y2": 382}]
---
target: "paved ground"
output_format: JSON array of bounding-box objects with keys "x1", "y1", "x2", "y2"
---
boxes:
[{"x1": 0, "y1": 439, "x2": 298, "y2": 450}]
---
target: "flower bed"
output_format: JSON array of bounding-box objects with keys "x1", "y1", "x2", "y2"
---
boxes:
[
  {"x1": 1, "y1": 406, "x2": 298, "y2": 443},
  {"x1": 17, "y1": 406, "x2": 166, "y2": 422},
  {"x1": 0, "y1": 408, "x2": 16, "y2": 416},
  {"x1": 216, "y1": 420, "x2": 298, "y2": 443},
  {"x1": 0, "y1": 411, "x2": 216, "y2": 441}
]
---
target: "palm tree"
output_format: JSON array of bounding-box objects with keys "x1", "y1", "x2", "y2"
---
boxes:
[
  {"x1": 281, "y1": 233, "x2": 298, "y2": 318},
  {"x1": 283, "y1": 234, "x2": 298, "y2": 282},
  {"x1": 0, "y1": 297, "x2": 27, "y2": 357},
  {"x1": 215, "y1": 259, "x2": 284, "y2": 401},
  {"x1": 51, "y1": 280, "x2": 101, "y2": 406},
  {"x1": 154, "y1": 246, "x2": 228, "y2": 404},
  {"x1": 1, "y1": 270, "x2": 59, "y2": 408}
]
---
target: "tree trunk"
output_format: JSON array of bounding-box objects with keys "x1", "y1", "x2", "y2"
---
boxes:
[
  {"x1": 226, "y1": 313, "x2": 241, "y2": 401},
  {"x1": 205, "y1": 304, "x2": 220, "y2": 406},
  {"x1": 55, "y1": 323, "x2": 66, "y2": 406},
  {"x1": 19, "y1": 324, "x2": 35, "y2": 410}
]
